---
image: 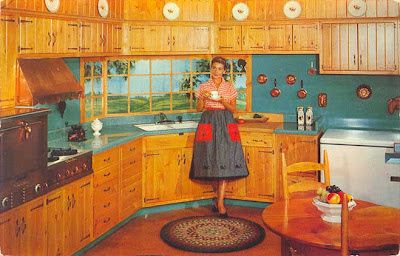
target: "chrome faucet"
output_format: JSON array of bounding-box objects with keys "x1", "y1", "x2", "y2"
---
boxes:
[{"x1": 155, "y1": 112, "x2": 174, "y2": 124}]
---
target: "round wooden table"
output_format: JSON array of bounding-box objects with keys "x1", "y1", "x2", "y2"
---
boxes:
[{"x1": 262, "y1": 197, "x2": 400, "y2": 256}]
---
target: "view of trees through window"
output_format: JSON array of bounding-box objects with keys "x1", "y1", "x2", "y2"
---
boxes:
[{"x1": 82, "y1": 56, "x2": 250, "y2": 121}]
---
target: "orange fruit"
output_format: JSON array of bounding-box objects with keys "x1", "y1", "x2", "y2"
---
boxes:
[{"x1": 327, "y1": 193, "x2": 341, "y2": 204}]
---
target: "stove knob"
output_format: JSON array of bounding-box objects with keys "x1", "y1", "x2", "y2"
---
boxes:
[
  {"x1": 1, "y1": 197, "x2": 9, "y2": 208},
  {"x1": 57, "y1": 173, "x2": 63, "y2": 181},
  {"x1": 34, "y1": 184, "x2": 42, "y2": 194},
  {"x1": 66, "y1": 170, "x2": 72, "y2": 177},
  {"x1": 82, "y1": 163, "x2": 87, "y2": 171},
  {"x1": 75, "y1": 166, "x2": 80, "y2": 173}
]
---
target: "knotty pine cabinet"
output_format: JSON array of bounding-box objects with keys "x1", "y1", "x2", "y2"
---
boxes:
[
  {"x1": 126, "y1": 24, "x2": 210, "y2": 53},
  {"x1": 217, "y1": 25, "x2": 267, "y2": 53},
  {"x1": 0, "y1": 16, "x2": 17, "y2": 109},
  {"x1": 276, "y1": 133, "x2": 320, "y2": 200},
  {"x1": 321, "y1": 21, "x2": 398, "y2": 74},
  {"x1": 268, "y1": 23, "x2": 318, "y2": 52}
]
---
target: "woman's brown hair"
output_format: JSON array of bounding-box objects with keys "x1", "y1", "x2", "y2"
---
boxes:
[{"x1": 211, "y1": 56, "x2": 227, "y2": 69}]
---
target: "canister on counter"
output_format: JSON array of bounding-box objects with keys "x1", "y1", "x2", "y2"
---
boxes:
[
  {"x1": 305, "y1": 106, "x2": 313, "y2": 126},
  {"x1": 297, "y1": 106, "x2": 304, "y2": 126}
]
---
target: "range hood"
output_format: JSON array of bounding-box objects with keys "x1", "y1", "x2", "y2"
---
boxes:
[{"x1": 17, "y1": 59, "x2": 82, "y2": 105}]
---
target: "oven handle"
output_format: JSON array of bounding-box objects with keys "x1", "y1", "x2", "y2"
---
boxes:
[{"x1": 390, "y1": 176, "x2": 400, "y2": 182}]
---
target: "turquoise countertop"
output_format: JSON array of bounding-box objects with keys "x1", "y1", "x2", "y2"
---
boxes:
[{"x1": 48, "y1": 120, "x2": 321, "y2": 154}]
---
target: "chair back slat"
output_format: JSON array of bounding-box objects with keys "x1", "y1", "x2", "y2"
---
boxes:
[{"x1": 341, "y1": 193, "x2": 349, "y2": 256}]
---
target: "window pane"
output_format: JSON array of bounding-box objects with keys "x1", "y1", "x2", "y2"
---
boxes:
[
  {"x1": 152, "y1": 75, "x2": 170, "y2": 93},
  {"x1": 172, "y1": 60, "x2": 190, "y2": 73},
  {"x1": 237, "y1": 91, "x2": 246, "y2": 111},
  {"x1": 130, "y1": 76, "x2": 150, "y2": 94},
  {"x1": 85, "y1": 98, "x2": 91, "y2": 119},
  {"x1": 172, "y1": 74, "x2": 190, "y2": 92},
  {"x1": 152, "y1": 94, "x2": 170, "y2": 111},
  {"x1": 192, "y1": 74, "x2": 210, "y2": 90},
  {"x1": 108, "y1": 60, "x2": 128, "y2": 75},
  {"x1": 223, "y1": 74, "x2": 231, "y2": 82},
  {"x1": 107, "y1": 77, "x2": 128, "y2": 94},
  {"x1": 94, "y1": 62, "x2": 102, "y2": 76},
  {"x1": 130, "y1": 60, "x2": 150, "y2": 74},
  {"x1": 130, "y1": 95, "x2": 150, "y2": 112},
  {"x1": 84, "y1": 79, "x2": 91, "y2": 96},
  {"x1": 93, "y1": 97, "x2": 103, "y2": 117},
  {"x1": 172, "y1": 93, "x2": 191, "y2": 110},
  {"x1": 107, "y1": 96, "x2": 128, "y2": 114},
  {"x1": 93, "y1": 78, "x2": 103, "y2": 95},
  {"x1": 225, "y1": 59, "x2": 231, "y2": 72},
  {"x1": 84, "y1": 62, "x2": 92, "y2": 77},
  {"x1": 233, "y1": 74, "x2": 246, "y2": 90},
  {"x1": 192, "y1": 59, "x2": 210, "y2": 72},
  {"x1": 152, "y1": 60, "x2": 170, "y2": 74},
  {"x1": 232, "y1": 59, "x2": 247, "y2": 73}
]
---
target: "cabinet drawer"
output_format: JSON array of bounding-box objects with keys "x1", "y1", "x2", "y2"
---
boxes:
[
  {"x1": 120, "y1": 180, "x2": 142, "y2": 206},
  {"x1": 121, "y1": 172, "x2": 141, "y2": 188},
  {"x1": 93, "y1": 179, "x2": 119, "y2": 202},
  {"x1": 144, "y1": 133, "x2": 194, "y2": 151},
  {"x1": 240, "y1": 132, "x2": 274, "y2": 147},
  {"x1": 93, "y1": 147, "x2": 120, "y2": 170},
  {"x1": 93, "y1": 163, "x2": 119, "y2": 187},
  {"x1": 121, "y1": 139, "x2": 142, "y2": 159},
  {"x1": 121, "y1": 155, "x2": 142, "y2": 180},
  {"x1": 94, "y1": 193, "x2": 118, "y2": 216},
  {"x1": 94, "y1": 212, "x2": 118, "y2": 238}
]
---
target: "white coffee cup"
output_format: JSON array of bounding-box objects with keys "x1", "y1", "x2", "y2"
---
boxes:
[{"x1": 210, "y1": 91, "x2": 219, "y2": 99}]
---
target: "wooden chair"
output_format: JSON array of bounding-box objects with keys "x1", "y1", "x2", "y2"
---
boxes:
[
  {"x1": 341, "y1": 193, "x2": 349, "y2": 256},
  {"x1": 282, "y1": 150, "x2": 330, "y2": 200}
]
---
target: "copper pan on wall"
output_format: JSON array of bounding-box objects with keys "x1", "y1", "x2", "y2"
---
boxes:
[
  {"x1": 270, "y1": 79, "x2": 281, "y2": 97},
  {"x1": 297, "y1": 80, "x2": 307, "y2": 99}
]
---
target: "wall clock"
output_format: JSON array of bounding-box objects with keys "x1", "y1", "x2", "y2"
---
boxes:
[
  {"x1": 163, "y1": 2, "x2": 180, "y2": 21},
  {"x1": 348, "y1": 0, "x2": 366, "y2": 17},
  {"x1": 98, "y1": 0, "x2": 109, "y2": 18},
  {"x1": 45, "y1": 0, "x2": 60, "y2": 13},
  {"x1": 283, "y1": 0, "x2": 302, "y2": 19},
  {"x1": 232, "y1": 3, "x2": 250, "y2": 21}
]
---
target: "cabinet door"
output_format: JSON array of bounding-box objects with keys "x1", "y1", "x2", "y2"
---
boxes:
[
  {"x1": 18, "y1": 17, "x2": 36, "y2": 54},
  {"x1": 217, "y1": 25, "x2": 242, "y2": 52},
  {"x1": 63, "y1": 20, "x2": 80, "y2": 53},
  {"x1": 80, "y1": 21, "x2": 93, "y2": 53},
  {"x1": 111, "y1": 23, "x2": 123, "y2": 53},
  {"x1": 143, "y1": 25, "x2": 170, "y2": 52},
  {"x1": 64, "y1": 182, "x2": 77, "y2": 255},
  {"x1": 376, "y1": 22, "x2": 397, "y2": 72},
  {"x1": 171, "y1": 26, "x2": 194, "y2": 52},
  {"x1": 181, "y1": 147, "x2": 214, "y2": 199},
  {"x1": 46, "y1": 189, "x2": 65, "y2": 256},
  {"x1": 292, "y1": 24, "x2": 318, "y2": 52},
  {"x1": 0, "y1": 16, "x2": 17, "y2": 108},
  {"x1": 245, "y1": 146, "x2": 275, "y2": 201},
  {"x1": 267, "y1": 24, "x2": 292, "y2": 51},
  {"x1": 35, "y1": 18, "x2": 53, "y2": 53},
  {"x1": 193, "y1": 26, "x2": 210, "y2": 52},
  {"x1": 143, "y1": 150, "x2": 163, "y2": 205},
  {"x1": 0, "y1": 208, "x2": 18, "y2": 255},
  {"x1": 128, "y1": 25, "x2": 146, "y2": 52},
  {"x1": 74, "y1": 176, "x2": 93, "y2": 249},
  {"x1": 242, "y1": 25, "x2": 266, "y2": 52},
  {"x1": 23, "y1": 197, "x2": 47, "y2": 256}
]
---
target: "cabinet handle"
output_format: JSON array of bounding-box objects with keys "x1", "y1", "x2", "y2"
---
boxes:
[
  {"x1": 103, "y1": 202, "x2": 111, "y2": 208},
  {"x1": 71, "y1": 194, "x2": 76, "y2": 208},
  {"x1": 47, "y1": 195, "x2": 61, "y2": 204},
  {"x1": 68, "y1": 47, "x2": 78, "y2": 50},
  {"x1": 80, "y1": 234, "x2": 90, "y2": 242},
  {"x1": 293, "y1": 35, "x2": 297, "y2": 45},
  {"x1": 68, "y1": 23, "x2": 79, "y2": 27},
  {"x1": 19, "y1": 19, "x2": 33, "y2": 24},
  {"x1": 360, "y1": 54, "x2": 363, "y2": 65},
  {"x1": 103, "y1": 186, "x2": 111, "y2": 192},
  {"x1": 21, "y1": 217, "x2": 26, "y2": 234},
  {"x1": 52, "y1": 32, "x2": 56, "y2": 46},
  {"x1": 15, "y1": 219, "x2": 20, "y2": 237},
  {"x1": 104, "y1": 172, "x2": 111, "y2": 177},
  {"x1": 67, "y1": 195, "x2": 71, "y2": 210},
  {"x1": 288, "y1": 35, "x2": 291, "y2": 45},
  {"x1": 237, "y1": 36, "x2": 240, "y2": 46},
  {"x1": 258, "y1": 150, "x2": 274, "y2": 154},
  {"x1": 129, "y1": 188, "x2": 136, "y2": 193},
  {"x1": 129, "y1": 147, "x2": 135, "y2": 152},
  {"x1": 47, "y1": 32, "x2": 52, "y2": 46},
  {"x1": 183, "y1": 154, "x2": 186, "y2": 165},
  {"x1": 353, "y1": 54, "x2": 356, "y2": 65},
  {"x1": 145, "y1": 153, "x2": 160, "y2": 157},
  {"x1": 172, "y1": 36, "x2": 175, "y2": 46},
  {"x1": 80, "y1": 181, "x2": 91, "y2": 188},
  {"x1": 30, "y1": 202, "x2": 44, "y2": 211},
  {"x1": 246, "y1": 152, "x2": 250, "y2": 164},
  {"x1": 177, "y1": 154, "x2": 181, "y2": 165},
  {"x1": 18, "y1": 47, "x2": 33, "y2": 51},
  {"x1": 242, "y1": 36, "x2": 245, "y2": 46},
  {"x1": 167, "y1": 36, "x2": 170, "y2": 46},
  {"x1": 103, "y1": 157, "x2": 111, "y2": 162},
  {"x1": 144, "y1": 197, "x2": 159, "y2": 202},
  {"x1": 80, "y1": 47, "x2": 90, "y2": 50},
  {"x1": 390, "y1": 176, "x2": 400, "y2": 182},
  {"x1": 80, "y1": 24, "x2": 90, "y2": 28},
  {"x1": 103, "y1": 217, "x2": 111, "y2": 224},
  {"x1": 219, "y1": 46, "x2": 233, "y2": 49},
  {"x1": 258, "y1": 193, "x2": 274, "y2": 197}
]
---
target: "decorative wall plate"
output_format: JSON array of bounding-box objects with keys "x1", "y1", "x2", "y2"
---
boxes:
[
  {"x1": 283, "y1": 1, "x2": 302, "y2": 19},
  {"x1": 98, "y1": 0, "x2": 109, "y2": 18},
  {"x1": 257, "y1": 74, "x2": 268, "y2": 84},
  {"x1": 232, "y1": 3, "x2": 250, "y2": 21},
  {"x1": 348, "y1": 0, "x2": 366, "y2": 17},
  {"x1": 286, "y1": 74, "x2": 296, "y2": 85},
  {"x1": 45, "y1": 0, "x2": 60, "y2": 13},
  {"x1": 356, "y1": 84, "x2": 372, "y2": 99},
  {"x1": 163, "y1": 2, "x2": 180, "y2": 21}
]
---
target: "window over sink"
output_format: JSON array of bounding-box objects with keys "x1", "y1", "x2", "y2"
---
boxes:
[{"x1": 81, "y1": 56, "x2": 251, "y2": 122}]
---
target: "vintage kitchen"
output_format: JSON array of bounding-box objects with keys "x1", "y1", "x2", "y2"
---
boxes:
[{"x1": 0, "y1": 0, "x2": 399, "y2": 255}]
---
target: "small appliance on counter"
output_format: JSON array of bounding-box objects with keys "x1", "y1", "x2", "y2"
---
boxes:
[{"x1": 68, "y1": 125, "x2": 86, "y2": 142}]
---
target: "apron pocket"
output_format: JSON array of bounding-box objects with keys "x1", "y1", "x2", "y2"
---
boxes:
[
  {"x1": 196, "y1": 123, "x2": 213, "y2": 142},
  {"x1": 227, "y1": 123, "x2": 240, "y2": 142}
]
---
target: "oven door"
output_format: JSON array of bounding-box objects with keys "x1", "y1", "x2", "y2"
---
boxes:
[{"x1": 0, "y1": 115, "x2": 47, "y2": 182}]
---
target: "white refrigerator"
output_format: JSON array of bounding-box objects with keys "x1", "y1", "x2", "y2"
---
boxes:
[{"x1": 320, "y1": 129, "x2": 400, "y2": 208}]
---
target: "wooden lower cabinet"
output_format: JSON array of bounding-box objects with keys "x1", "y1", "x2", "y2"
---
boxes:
[{"x1": 46, "y1": 189, "x2": 65, "y2": 256}]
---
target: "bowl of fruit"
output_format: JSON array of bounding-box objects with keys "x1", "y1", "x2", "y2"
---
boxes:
[{"x1": 312, "y1": 185, "x2": 356, "y2": 223}]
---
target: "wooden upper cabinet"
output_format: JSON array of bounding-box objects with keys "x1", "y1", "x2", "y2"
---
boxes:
[
  {"x1": 268, "y1": 24, "x2": 292, "y2": 51},
  {"x1": 18, "y1": 16, "x2": 36, "y2": 54},
  {"x1": 242, "y1": 26, "x2": 267, "y2": 52},
  {"x1": 217, "y1": 25, "x2": 243, "y2": 52},
  {"x1": 321, "y1": 22, "x2": 398, "y2": 74}
]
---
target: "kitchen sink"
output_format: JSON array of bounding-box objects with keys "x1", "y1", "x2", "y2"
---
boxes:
[{"x1": 134, "y1": 121, "x2": 198, "y2": 131}]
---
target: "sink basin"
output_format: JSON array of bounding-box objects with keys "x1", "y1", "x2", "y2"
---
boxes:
[{"x1": 134, "y1": 121, "x2": 198, "y2": 131}]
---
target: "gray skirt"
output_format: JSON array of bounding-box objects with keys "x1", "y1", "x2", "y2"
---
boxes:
[{"x1": 189, "y1": 110, "x2": 249, "y2": 180}]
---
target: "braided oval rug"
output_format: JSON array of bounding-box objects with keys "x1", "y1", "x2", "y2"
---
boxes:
[{"x1": 160, "y1": 216, "x2": 265, "y2": 253}]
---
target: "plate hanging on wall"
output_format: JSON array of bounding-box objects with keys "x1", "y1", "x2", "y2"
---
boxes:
[
  {"x1": 98, "y1": 0, "x2": 109, "y2": 18},
  {"x1": 232, "y1": 3, "x2": 250, "y2": 21},
  {"x1": 257, "y1": 74, "x2": 268, "y2": 84},
  {"x1": 45, "y1": 0, "x2": 60, "y2": 13},
  {"x1": 348, "y1": 0, "x2": 367, "y2": 17},
  {"x1": 163, "y1": 2, "x2": 180, "y2": 21},
  {"x1": 283, "y1": 0, "x2": 302, "y2": 19}
]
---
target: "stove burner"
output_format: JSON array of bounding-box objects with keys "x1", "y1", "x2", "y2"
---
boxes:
[
  {"x1": 50, "y1": 147, "x2": 78, "y2": 156},
  {"x1": 48, "y1": 155, "x2": 60, "y2": 162}
]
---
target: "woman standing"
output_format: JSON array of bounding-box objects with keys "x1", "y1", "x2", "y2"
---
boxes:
[{"x1": 189, "y1": 56, "x2": 248, "y2": 217}]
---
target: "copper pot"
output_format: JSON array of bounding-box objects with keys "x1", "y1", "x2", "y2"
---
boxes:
[
  {"x1": 270, "y1": 79, "x2": 281, "y2": 97},
  {"x1": 297, "y1": 80, "x2": 307, "y2": 99}
]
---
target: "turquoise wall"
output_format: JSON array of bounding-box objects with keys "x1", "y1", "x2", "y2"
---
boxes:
[
  {"x1": 42, "y1": 58, "x2": 81, "y2": 131},
  {"x1": 252, "y1": 55, "x2": 400, "y2": 129}
]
